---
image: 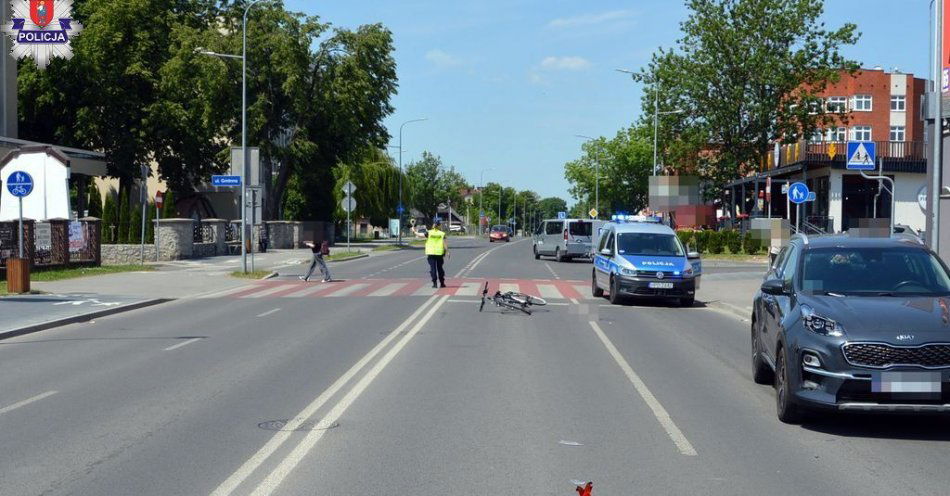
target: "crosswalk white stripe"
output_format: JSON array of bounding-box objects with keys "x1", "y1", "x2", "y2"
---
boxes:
[
  {"x1": 455, "y1": 281, "x2": 481, "y2": 296},
  {"x1": 197, "y1": 285, "x2": 255, "y2": 299},
  {"x1": 324, "y1": 283, "x2": 369, "y2": 297},
  {"x1": 368, "y1": 282, "x2": 408, "y2": 297},
  {"x1": 573, "y1": 284, "x2": 596, "y2": 300},
  {"x1": 283, "y1": 285, "x2": 328, "y2": 298},
  {"x1": 499, "y1": 283, "x2": 519, "y2": 294},
  {"x1": 537, "y1": 284, "x2": 564, "y2": 300},
  {"x1": 241, "y1": 285, "x2": 294, "y2": 299},
  {"x1": 412, "y1": 285, "x2": 438, "y2": 296}
]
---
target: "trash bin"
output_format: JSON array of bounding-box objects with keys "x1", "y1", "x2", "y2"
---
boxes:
[{"x1": 6, "y1": 258, "x2": 30, "y2": 293}]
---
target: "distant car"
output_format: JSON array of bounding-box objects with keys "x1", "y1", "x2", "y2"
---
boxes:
[
  {"x1": 533, "y1": 218, "x2": 594, "y2": 262},
  {"x1": 489, "y1": 225, "x2": 510, "y2": 242},
  {"x1": 752, "y1": 233, "x2": 950, "y2": 423},
  {"x1": 449, "y1": 224, "x2": 466, "y2": 233},
  {"x1": 414, "y1": 227, "x2": 428, "y2": 238}
]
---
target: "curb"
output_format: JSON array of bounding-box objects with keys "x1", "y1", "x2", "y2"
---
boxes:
[
  {"x1": 327, "y1": 253, "x2": 369, "y2": 263},
  {"x1": 0, "y1": 298, "x2": 173, "y2": 341},
  {"x1": 704, "y1": 300, "x2": 752, "y2": 321},
  {"x1": 263, "y1": 271, "x2": 278, "y2": 280}
]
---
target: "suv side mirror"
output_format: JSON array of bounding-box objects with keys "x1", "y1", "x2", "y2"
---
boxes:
[
  {"x1": 600, "y1": 248, "x2": 612, "y2": 255},
  {"x1": 761, "y1": 279, "x2": 786, "y2": 296},
  {"x1": 687, "y1": 251, "x2": 700, "y2": 260}
]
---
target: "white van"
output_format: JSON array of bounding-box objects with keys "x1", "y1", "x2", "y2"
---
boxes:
[{"x1": 532, "y1": 218, "x2": 594, "y2": 262}]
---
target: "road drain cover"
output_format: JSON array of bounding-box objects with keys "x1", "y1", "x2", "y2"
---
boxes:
[{"x1": 258, "y1": 419, "x2": 339, "y2": 432}]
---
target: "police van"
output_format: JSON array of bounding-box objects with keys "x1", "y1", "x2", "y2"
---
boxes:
[{"x1": 592, "y1": 215, "x2": 702, "y2": 306}]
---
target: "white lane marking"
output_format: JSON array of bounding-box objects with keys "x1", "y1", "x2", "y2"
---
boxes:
[
  {"x1": 499, "y1": 283, "x2": 519, "y2": 293},
  {"x1": 573, "y1": 285, "x2": 596, "y2": 300},
  {"x1": 453, "y1": 238, "x2": 529, "y2": 278},
  {"x1": 570, "y1": 298, "x2": 579, "y2": 304},
  {"x1": 283, "y1": 285, "x2": 327, "y2": 298},
  {"x1": 210, "y1": 294, "x2": 441, "y2": 496},
  {"x1": 544, "y1": 262, "x2": 560, "y2": 279},
  {"x1": 367, "y1": 282, "x2": 408, "y2": 297},
  {"x1": 324, "y1": 283, "x2": 369, "y2": 297},
  {"x1": 256, "y1": 308, "x2": 281, "y2": 318},
  {"x1": 589, "y1": 321, "x2": 697, "y2": 456},
  {"x1": 241, "y1": 285, "x2": 293, "y2": 299},
  {"x1": 412, "y1": 285, "x2": 438, "y2": 296},
  {"x1": 0, "y1": 391, "x2": 58, "y2": 415},
  {"x1": 250, "y1": 295, "x2": 451, "y2": 496},
  {"x1": 537, "y1": 284, "x2": 564, "y2": 300},
  {"x1": 195, "y1": 285, "x2": 256, "y2": 299},
  {"x1": 455, "y1": 281, "x2": 481, "y2": 296},
  {"x1": 163, "y1": 338, "x2": 203, "y2": 351}
]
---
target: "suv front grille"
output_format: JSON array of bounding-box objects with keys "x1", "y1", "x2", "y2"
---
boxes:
[{"x1": 842, "y1": 343, "x2": 950, "y2": 369}]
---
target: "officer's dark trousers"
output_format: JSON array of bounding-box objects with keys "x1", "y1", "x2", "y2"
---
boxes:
[{"x1": 427, "y1": 255, "x2": 445, "y2": 285}]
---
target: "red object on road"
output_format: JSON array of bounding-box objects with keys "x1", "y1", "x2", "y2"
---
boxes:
[{"x1": 576, "y1": 482, "x2": 592, "y2": 495}]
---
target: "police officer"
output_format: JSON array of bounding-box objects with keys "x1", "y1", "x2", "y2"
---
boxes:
[{"x1": 425, "y1": 218, "x2": 449, "y2": 288}]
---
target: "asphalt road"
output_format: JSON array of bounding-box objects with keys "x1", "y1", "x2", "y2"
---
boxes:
[{"x1": 2, "y1": 237, "x2": 949, "y2": 495}]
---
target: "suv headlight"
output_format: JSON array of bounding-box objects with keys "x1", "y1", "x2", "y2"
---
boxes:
[
  {"x1": 620, "y1": 267, "x2": 638, "y2": 276},
  {"x1": 800, "y1": 304, "x2": 846, "y2": 337}
]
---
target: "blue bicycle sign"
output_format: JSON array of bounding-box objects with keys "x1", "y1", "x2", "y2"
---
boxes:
[{"x1": 6, "y1": 171, "x2": 34, "y2": 198}]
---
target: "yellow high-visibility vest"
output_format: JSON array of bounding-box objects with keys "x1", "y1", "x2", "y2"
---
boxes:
[{"x1": 425, "y1": 228, "x2": 446, "y2": 255}]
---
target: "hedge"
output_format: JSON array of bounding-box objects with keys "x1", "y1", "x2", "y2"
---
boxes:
[{"x1": 677, "y1": 229, "x2": 770, "y2": 255}]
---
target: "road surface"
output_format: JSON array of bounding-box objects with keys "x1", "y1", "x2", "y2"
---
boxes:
[{"x1": 2, "y1": 237, "x2": 948, "y2": 495}]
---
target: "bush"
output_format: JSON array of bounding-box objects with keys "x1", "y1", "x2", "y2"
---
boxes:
[
  {"x1": 102, "y1": 192, "x2": 117, "y2": 243},
  {"x1": 86, "y1": 182, "x2": 103, "y2": 218},
  {"x1": 695, "y1": 229, "x2": 710, "y2": 253},
  {"x1": 145, "y1": 201, "x2": 155, "y2": 243},
  {"x1": 742, "y1": 231, "x2": 761, "y2": 255},
  {"x1": 706, "y1": 231, "x2": 724, "y2": 254},
  {"x1": 118, "y1": 190, "x2": 130, "y2": 243},
  {"x1": 676, "y1": 230, "x2": 695, "y2": 252},
  {"x1": 725, "y1": 229, "x2": 742, "y2": 254},
  {"x1": 162, "y1": 190, "x2": 176, "y2": 218}
]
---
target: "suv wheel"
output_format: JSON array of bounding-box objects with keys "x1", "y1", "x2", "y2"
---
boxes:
[
  {"x1": 775, "y1": 347, "x2": 802, "y2": 424},
  {"x1": 608, "y1": 276, "x2": 623, "y2": 305},
  {"x1": 555, "y1": 247, "x2": 563, "y2": 262},
  {"x1": 751, "y1": 319, "x2": 773, "y2": 385},
  {"x1": 533, "y1": 246, "x2": 540, "y2": 260},
  {"x1": 679, "y1": 296, "x2": 695, "y2": 307},
  {"x1": 592, "y1": 271, "x2": 604, "y2": 297}
]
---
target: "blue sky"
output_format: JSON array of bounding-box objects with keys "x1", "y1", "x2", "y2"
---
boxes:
[{"x1": 286, "y1": 0, "x2": 932, "y2": 202}]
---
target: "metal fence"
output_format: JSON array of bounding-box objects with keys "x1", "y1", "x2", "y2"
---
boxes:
[
  {"x1": 193, "y1": 221, "x2": 213, "y2": 243},
  {"x1": 0, "y1": 218, "x2": 100, "y2": 275}
]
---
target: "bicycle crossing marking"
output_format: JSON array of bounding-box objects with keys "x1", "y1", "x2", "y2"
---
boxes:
[
  {"x1": 324, "y1": 283, "x2": 370, "y2": 297},
  {"x1": 368, "y1": 282, "x2": 408, "y2": 297},
  {"x1": 537, "y1": 284, "x2": 562, "y2": 300},
  {"x1": 455, "y1": 281, "x2": 481, "y2": 296},
  {"x1": 498, "y1": 283, "x2": 519, "y2": 294}
]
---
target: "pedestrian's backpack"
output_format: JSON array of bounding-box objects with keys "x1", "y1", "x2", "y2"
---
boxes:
[{"x1": 320, "y1": 240, "x2": 330, "y2": 256}]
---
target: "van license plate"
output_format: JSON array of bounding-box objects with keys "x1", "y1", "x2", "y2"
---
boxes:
[{"x1": 648, "y1": 282, "x2": 673, "y2": 289}]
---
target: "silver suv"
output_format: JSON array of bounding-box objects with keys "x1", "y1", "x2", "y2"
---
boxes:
[{"x1": 532, "y1": 219, "x2": 593, "y2": 262}]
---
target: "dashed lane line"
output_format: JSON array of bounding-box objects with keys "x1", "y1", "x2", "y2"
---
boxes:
[{"x1": 0, "y1": 391, "x2": 58, "y2": 416}]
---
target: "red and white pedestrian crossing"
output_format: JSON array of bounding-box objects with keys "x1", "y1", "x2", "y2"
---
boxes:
[{"x1": 198, "y1": 278, "x2": 595, "y2": 301}]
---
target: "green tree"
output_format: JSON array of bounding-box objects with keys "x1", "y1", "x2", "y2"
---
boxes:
[
  {"x1": 86, "y1": 182, "x2": 103, "y2": 218},
  {"x1": 405, "y1": 152, "x2": 443, "y2": 221},
  {"x1": 162, "y1": 190, "x2": 176, "y2": 218},
  {"x1": 129, "y1": 200, "x2": 143, "y2": 244},
  {"x1": 102, "y1": 191, "x2": 117, "y2": 243},
  {"x1": 145, "y1": 201, "x2": 156, "y2": 243},
  {"x1": 537, "y1": 197, "x2": 568, "y2": 220},
  {"x1": 117, "y1": 190, "x2": 131, "y2": 243},
  {"x1": 564, "y1": 125, "x2": 653, "y2": 216},
  {"x1": 333, "y1": 149, "x2": 403, "y2": 227},
  {"x1": 641, "y1": 0, "x2": 859, "y2": 189}
]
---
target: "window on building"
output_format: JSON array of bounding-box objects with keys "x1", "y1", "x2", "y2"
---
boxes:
[
  {"x1": 825, "y1": 127, "x2": 846, "y2": 141},
  {"x1": 826, "y1": 96, "x2": 847, "y2": 113},
  {"x1": 890, "y1": 95, "x2": 906, "y2": 111},
  {"x1": 809, "y1": 129, "x2": 824, "y2": 142},
  {"x1": 889, "y1": 126, "x2": 905, "y2": 141},
  {"x1": 851, "y1": 94, "x2": 872, "y2": 111},
  {"x1": 850, "y1": 126, "x2": 872, "y2": 141}
]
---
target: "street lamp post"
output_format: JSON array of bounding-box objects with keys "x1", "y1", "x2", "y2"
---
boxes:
[
  {"x1": 197, "y1": 0, "x2": 267, "y2": 273},
  {"x1": 479, "y1": 168, "x2": 493, "y2": 235},
  {"x1": 615, "y1": 69, "x2": 685, "y2": 177},
  {"x1": 575, "y1": 134, "x2": 599, "y2": 217},
  {"x1": 397, "y1": 118, "x2": 427, "y2": 245}
]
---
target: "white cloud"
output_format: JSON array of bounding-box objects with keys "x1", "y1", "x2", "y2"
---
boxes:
[
  {"x1": 425, "y1": 49, "x2": 463, "y2": 68},
  {"x1": 548, "y1": 10, "x2": 635, "y2": 29},
  {"x1": 539, "y1": 56, "x2": 591, "y2": 71}
]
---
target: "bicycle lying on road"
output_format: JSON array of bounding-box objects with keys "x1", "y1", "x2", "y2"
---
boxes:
[{"x1": 478, "y1": 281, "x2": 547, "y2": 315}]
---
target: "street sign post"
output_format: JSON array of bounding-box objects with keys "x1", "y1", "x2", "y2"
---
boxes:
[
  {"x1": 846, "y1": 141, "x2": 876, "y2": 171},
  {"x1": 7, "y1": 171, "x2": 34, "y2": 259},
  {"x1": 212, "y1": 175, "x2": 242, "y2": 187},
  {"x1": 788, "y1": 181, "x2": 810, "y2": 232},
  {"x1": 341, "y1": 181, "x2": 356, "y2": 250}
]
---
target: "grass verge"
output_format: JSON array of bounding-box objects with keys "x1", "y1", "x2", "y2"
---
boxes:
[
  {"x1": 702, "y1": 253, "x2": 768, "y2": 263},
  {"x1": 372, "y1": 244, "x2": 399, "y2": 252},
  {"x1": 1, "y1": 264, "x2": 153, "y2": 295},
  {"x1": 230, "y1": 270, "x2": 273, "y2": 279},
  {"x1": 326, "y1": 251, "x2": 364, "y2": 261}
]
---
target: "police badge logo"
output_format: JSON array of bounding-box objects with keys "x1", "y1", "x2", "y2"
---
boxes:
[{"x1": 2, "y1": 0, "x2": 83, "y2": 69}]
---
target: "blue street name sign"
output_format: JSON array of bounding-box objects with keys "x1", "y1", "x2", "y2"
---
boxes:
[
  {"x1": 846, "y1": 141, "x2": 876, "y2": 171},
  {"x1": 788, "y1": 182, "x2": 809, "y2": 204},
  {"x1": 211, "y1": 175, "x2": 242, "y2": 187},
  {"x1": 6, "y1": 171, "x2": 33, "y2": 197}
]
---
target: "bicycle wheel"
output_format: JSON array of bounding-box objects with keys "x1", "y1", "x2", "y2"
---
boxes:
[
  {"x1": 505, "y1": 292, "x2": 547, "y2": 306},
  {"x1": 496, "y1": 296, "x2": 531, "y2": 315}
]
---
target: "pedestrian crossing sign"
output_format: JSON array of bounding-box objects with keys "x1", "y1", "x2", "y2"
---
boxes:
[{"x1": 846, "y1": 141, "x2": 875, "y2": 171}]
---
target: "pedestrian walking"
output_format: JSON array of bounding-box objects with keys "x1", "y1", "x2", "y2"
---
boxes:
[
  {"x1": 301, "y1": 240, "x2": 332, "y2": 282},
  {"x1": 425, "y1": 219, "x2": 449, "y2": 288}
]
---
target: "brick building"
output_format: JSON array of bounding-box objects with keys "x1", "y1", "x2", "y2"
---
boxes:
[{"x1": 724, "y1": 68, "x2": 929, "y2": 234}]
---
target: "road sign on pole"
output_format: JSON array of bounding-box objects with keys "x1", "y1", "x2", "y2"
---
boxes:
[
  {"x1": 211, "y1": 175, "x2": 242, "y2": 187},
  {"x1": 557, "y1": 211, "x2": 567, "y2": 219},
  {"x1": 7, "y1": 171, "x2": 33, "y2": 259},
  {"x1": 341, "y1": 181, "x2": 357, "y2": 195},
  {"x1": 846, "y1": 141, "x2": 876, "y2": 170},
  {"x1": 588, "y1": 208, "x2": 598, "y2": 219},
  {"x1": 788, "y1": 182, "x2": 809, "y2": 205}
]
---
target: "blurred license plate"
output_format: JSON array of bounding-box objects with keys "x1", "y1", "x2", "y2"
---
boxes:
[
  {"x1": 648, "y1": 282, "x2": 674, "y2": 289},
  {"x1": 872, "y1": 371, "x2": 942, "y2": 394}
]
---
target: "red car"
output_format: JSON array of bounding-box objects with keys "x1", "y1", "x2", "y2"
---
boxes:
[{"x1": 488, "y1": 225, "x2": 510, "y2": 242}]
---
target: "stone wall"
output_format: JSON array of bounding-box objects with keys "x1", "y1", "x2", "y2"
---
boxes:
[
  {"x1": 102, "y1": 244, "x2": 157, "y2": 265},
  {"x1": 265, "y1": 221, "x2": 295, "y2": 249},
  {"x1": 156, "y1": 218, "x2": 194, "y2": 260}
]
